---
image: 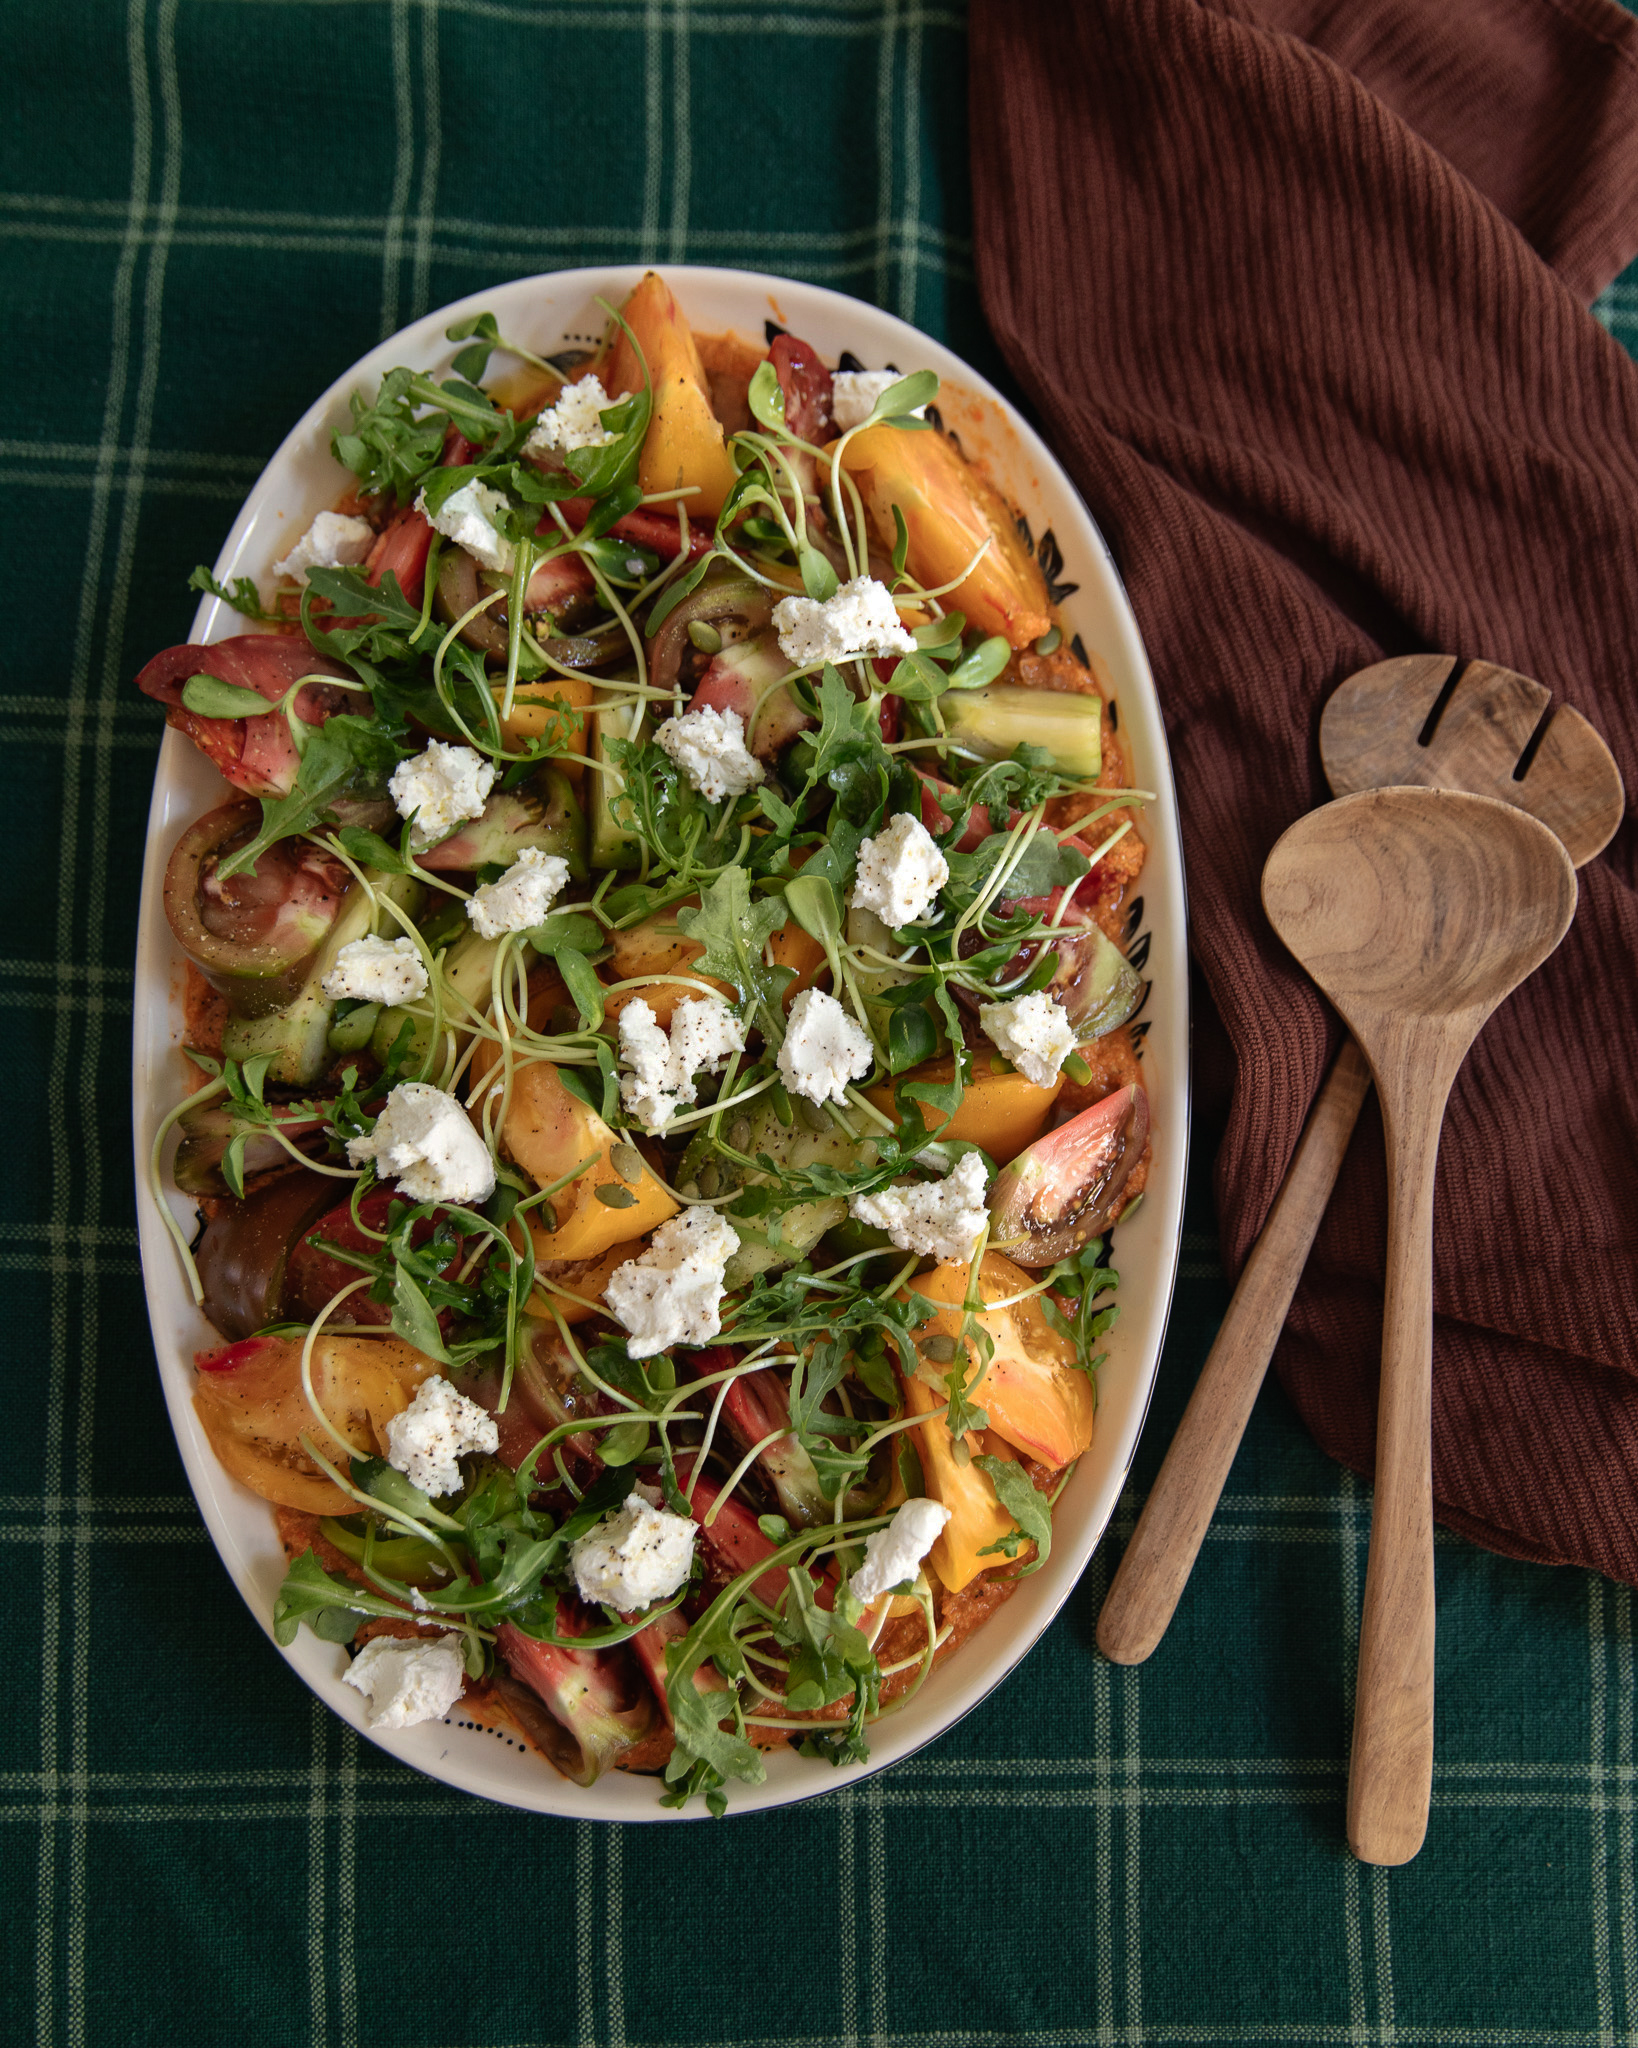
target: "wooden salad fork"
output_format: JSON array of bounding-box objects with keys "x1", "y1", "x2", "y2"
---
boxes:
[
  {"x1": 1263, "y1": 787, "x2": 1576, "y2": 1862},
  {"x1": 1096, "y1": 657, "x2": 1624, "y2": 1675}
]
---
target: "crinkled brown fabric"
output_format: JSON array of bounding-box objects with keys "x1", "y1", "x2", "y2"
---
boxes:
[{"x1": 969, "y1": 0, "x2": 1638, "y2": 1582}]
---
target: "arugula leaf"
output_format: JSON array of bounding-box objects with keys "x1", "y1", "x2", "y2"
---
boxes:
[
  {"x1": 272, "y1": 1549, "x2": 424, "y2": 1647},
  {"x1": 216, "y1": 715, "x2": 404, "y2": 881},
  {"x1": 332, "y1": 366, "x2": 449, "y2": 503},
  {"x1": 304, "y1": 562, "x2": 425, "y2": 633},
  {"x1": 776, "y1": 1566, "x2": 878, "y2": 1713},
  {"x1": 967, "y1": 827, "x2": 1088, "y2": 904},
  {"x1": 975, "y1": 1455, "x2": 1053, "y2": 1574},
  {"x1": 187, "y1": 566, "x2": 283, "y2": 623},
  {"x1": 675, "y1": 866, "x2": 786, "y2": 1013}
]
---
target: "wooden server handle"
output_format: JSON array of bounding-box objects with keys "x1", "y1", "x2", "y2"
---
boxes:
[
  {"x1": 1097, "y1": 1036, "x2": 1373, "y2": 1665},
  {"x1": 1346, "y1": 1045, "x2": 1444, "y2": 1866}
]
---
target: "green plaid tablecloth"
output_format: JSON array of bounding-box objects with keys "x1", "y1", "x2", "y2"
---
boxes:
[{"x1": 6, "y1": 4, "x2": 1637, "y2": 2043}]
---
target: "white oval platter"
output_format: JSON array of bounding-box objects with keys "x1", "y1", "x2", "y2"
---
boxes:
[{"x1": 132, "y1": 266, "x2": 1188, "y2": 1820}]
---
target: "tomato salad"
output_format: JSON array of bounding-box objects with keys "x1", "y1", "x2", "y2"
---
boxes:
[{"x1": 143, "y1": 273, "x2": 1153, "y2": 1811}]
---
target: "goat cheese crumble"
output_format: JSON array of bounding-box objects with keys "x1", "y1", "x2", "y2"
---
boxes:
[
  {"x1": 524, "y1": 372, "x2": 618, "y2": 456},
  {"x1": 415, "y1": 478, "x2": 514, "y2": 575},
  {"x1": 772, "y1": 575, "x2": 916, "y2": 668},
  {"x1": 776, "y1": 987, "x2": 874, "y2": 1105},
  {"x1": 848, "y1": 1497, "x2": 951, "y2": 1605},
  {"x1": 831, "y1": 369, "x2": 927, "y2": 433},
  {"x1": 464, "y1": 847, "x2": 571, "y2": 939},
  {"x1": 383, "y1": 1372, "x2": 500, "y2": 1498},
  {"x1": 655, "y1": 705, "x2": 765, "y2": 802},
  {"x1": 320, "y1": 933, "x2": 428, "y2": 1006},
  {"x1": 849, "y1": 1148, "x2": 991, "y2": 1263},
  {"x1": 618, "y1": 995, "x2": 747, "y2": 1133},
  {"x1": 346, "y1": 1081, "x2": 497, "y2": 1206},
  {"x1": 570, "y1": 1489, "x2": 696, "y2": 1610},
  {"x1": 388, "y1": 739, "x2": 497, "y2": 852},
  {"x1": 341, "y1": 1631, "x2": 466, "y2": 1730},
  {"x1": 850, "y1": 810, "x2": 949, "y2": 928},
  {"x1": 605, "y1": 1207, "x2": 740, "y2": 1358},
  {"x1": 979, "y1": 989, "x2": 1079, "y2": 1089},
  {"x1": 273, "y1": 509, "x2": 375, "y2": 586}
]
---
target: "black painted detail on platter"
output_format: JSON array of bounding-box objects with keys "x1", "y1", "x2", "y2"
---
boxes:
[
  {"x1": 1129, "y1": 1019, "x2": 1152, "y2": 1047},
  {"x1": 1015, "y1": 512, "x2": 1034, "y2": 550},
  {"x1": 1126, "y1": 930, "x2": 1152, "y2": 974},
  {"x1": 1107, "y1": 697, "x2": 1118, "y2": 729},
  {"x1": 1071, "y1": 632, "x2": 1090, "y2": 670},
  {"x1": 837, "y1": 349, "x2": 865, "y2": 373},
  {"x1": 765, "y1": 319, "x2": 787, "y2": 343},
  {"x1": 924, "y1": 404, "x2": 944, "y2": 434},
  {"x1": 1126, "y1": 978, "x2": 1152, "y2": 1026},
  {"x1": 1122, "y1": 894, "x2": 1144, "y2": 942}
]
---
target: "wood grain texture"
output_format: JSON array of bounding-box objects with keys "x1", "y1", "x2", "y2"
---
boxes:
[
  {"x1": 1095, "y1": 654, "x2": 1622, "y2": 1672},
  {"x1": 1263, "y1": 787, "x2": 1577, "y2": 1864},
  {"x1": 1319, "y1": 655, "x2": 1625, "y2": 867},
  {"x1": 1097, "y1": 1035, "x2": 1373, "y2": 1665}
]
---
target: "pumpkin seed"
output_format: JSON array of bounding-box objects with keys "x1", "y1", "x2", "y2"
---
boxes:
[{"x1": 611, "y1": 1143, "x2": 644, "y2": 1184}]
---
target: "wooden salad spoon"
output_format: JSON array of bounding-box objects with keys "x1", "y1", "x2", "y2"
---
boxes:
[
  {"x1": 1262, "y1": 787, "x2": 1576, "y2": 1863},
  {"x1": 1097, "y1": 657, "x2": 1623, "y2": 1670}
]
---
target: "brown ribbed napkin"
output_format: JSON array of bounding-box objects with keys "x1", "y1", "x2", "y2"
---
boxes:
[{"x1": 969, "y1": 0, "x2": 1638, "y2": 1582}]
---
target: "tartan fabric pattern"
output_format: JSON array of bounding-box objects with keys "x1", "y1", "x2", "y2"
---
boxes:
[{"x1": 3, "y1": 2, "x2": 1636, "y2": 2043}]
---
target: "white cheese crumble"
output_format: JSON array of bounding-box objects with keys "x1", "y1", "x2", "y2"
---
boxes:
[
  {"x1": 464, "y1": 847, "x2": 572, "y2": 939},
  {"x1": 346, "y1": 1081, "x2": 497, "y2": 1206},
  {"x1": 979, "y1": 989, "x2": 1079, "y2": 1089},
  {"x1": 342, "y1": 1631, "x2": 466, "y2": 1730},
  {"x1": 776, "y1": 987, "x2": 874, "y2": 1106},
  {"x1": 570, "y1": 1489, "x2": 697, "y2": 1610},
  {"x1": 273, "y1": 509, "x2": 375, "y2": 586},
  {"x1": 849, "y1": 1149, "x2": 991, "y2": 1264},
  {"x1": 831, "y1": 369, "x2": 927, "y2": 433},
  {"x1": 848, "y1": 1497, "x2": 951, "y2": 1605},
  {"x1": 388, "y1": 739, "x2": 497, "y2": 852},
  {"x1": 772, "y1": 575, "x2": 916, "y2": 668},
  {"x1": 524, "y1": 372, "x2": 618, "y2": 456},
  {"x1": 414, "y1": 478, "x2": 514, "y2": 575},
  {"x1": 383, "y1": 1373, "x2": 500, "y2": 1497},
  {"x1": 320, "y1": 933, "x2": 429, "y2": 1006},
  {"x1": 605, "y1": 1207, "x2": 741, "y2": 1358},
  {"x1": 849, "y1": 810, "x2": 949, "y2": 928},
  {"x1": 618, "y1": 996, "x2": 747, "y2": 1134},
  {"x1": 655, "y1": 706, "x2": 766, "y2": 802}
]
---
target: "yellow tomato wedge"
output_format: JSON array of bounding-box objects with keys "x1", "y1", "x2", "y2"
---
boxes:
[
  {"x1": 606, "y1": 271, "x2": 737, "y2": 519},
  {"x1": 602, "y1": 899, "x2": 733, "y2": 1026},
  {"x1": 900, "y1": 1372, "x2": 1017, "y2": 1592},
  {"x1": 492, "y1": 674, "x2": 593, "y2": 766},
  {"x1": 835, "y1": 423, "x2": 1051, "y2": 647},
  {"x1": 519, "y1": 1234, "x2": 648, "y2": 1324},
  {"x1": 866, "y1": 1054, "x2": 1061, "y2": 1156},
  {"x1": 910, "y1": 1251, "x2": 1095, "y2": 1469},
  {"x1": 192, "y1": 1332, "x2": 440, "y2": 1515},
  {"x1": 497, "y1": 1059, "x2": 678, "y2": 1262}
]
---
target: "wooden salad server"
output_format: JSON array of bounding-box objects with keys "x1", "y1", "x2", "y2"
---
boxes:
[
  {"x1": 1262, "y1": 787, "x2": 1576, "y2": 1862},
  {"x1": 1097, "y1": 657, "x2": 1623, "y2": 1670}
]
